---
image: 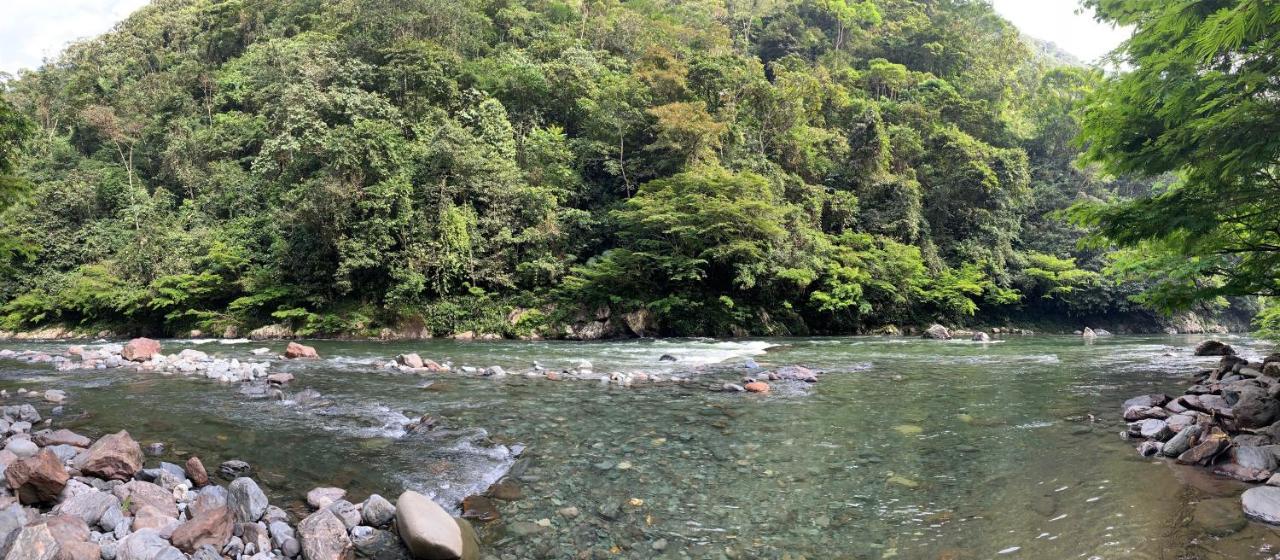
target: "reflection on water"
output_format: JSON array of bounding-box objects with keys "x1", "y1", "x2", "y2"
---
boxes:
[{"x1": 2, "y1": 334, "x2": 1280, "y2": 558}]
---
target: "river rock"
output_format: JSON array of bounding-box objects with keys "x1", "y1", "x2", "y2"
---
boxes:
[
  {"x1": 744, "y1": 381, "x2": 770, "y2": 394},
  {"x1": 116, "y1": 528, "x2": 184, "y2": 560},
  {"x1": 397, "y1": 354, "x2": 425, "y2": 369},
  {"x1": 77, "y1": 430, "x2": 144, "y2": 481},
  {"x1": 1123, "y1": 394, "x2": 1170, "y2": 411},
  {"x1": 131, "y1": 504, "x2": 178, "y2": 532},
  {"x1": 1178, "y1": 430, "x2": 1230, "y2": 465},
  {"x1": 266, "y1": 372, "x2": 294, "y2": 385},
  {"x1": 362, "y1": 494, "x2": 395, "y2": 527},
  {"x1": 219, "y1": 460, "x2": 251, "y2": 479},
  {"x1": 5, "y1": 438, "x2": 37, "y2": 458},
  {"x1": 1162, "y1": 424, "x2": 1202, "y2": 457},
  {"x1": 121, "y1": 338, "x2": 162, "y2": 362},
  {"x1": 1123, "y1": 406, "x2": 1169, "y2": 421},
  {"x1": 0, "y1": 504, "x2": 23, "y2": 553},
  {"x1": 6, "y1": 448, "x2": 69, "y2": 504},
  {"x1": 1195, "y1": 340, "x2": 1235, "y2": 356},
  {"x1": 396, "y1": 490, "x2": 463, "y2": 560},
  {"x1": 113, "y1": 481, "x2": 178, "y2": 518},
  {"x1": 351, "y1": 526, "x2": 403, "y2": 559},
  {"x1": 284, "y1": 342, "x2": 318, "y2": 359},
  {"x1": 972, "y1": 331, "x2": 991, "y2": 342},
  {"x1": 43, "y1": 390, "x2": 66, "y2": 404},
  {"x1": 327, "y1": 499, "x2": 361, "y2": 530},
  {"x1": 298, "y1": 508, "x2": 353, "y2": 560},
  {"x1": 1243, "y1": 486, "x2": 1280, "y2": 524},
  {"x1": 1137, "y1": 418, "x2": 1172, "y2": 441},
  {"x1": 1227, "y1": 385, "x2": 1280, "y2": 428},
  {"x1": 228, "y1": 478, "x2": 268, "y2": 523},
  {"x1": 170, "y1": 505, "x2": 232, "y2": 553},
  {"x1": 922, "y1": 324, "x2": 952, "y2": 340},
  {"x1": 54, "y1": 486, "x2": 119, "y2": 526},
  {"x1": 185, "y1": 456, "x2": 209, "y2": 487},
  {"x1": 461, "y1": 495, "x2": 499, "y2": 522},
  {"x1": 4, "y1": 522, "x2": 58, "y2": 560},
  {"x1": 307, "y1": 487, "x2": 346, "y2": 510},
  {"x1": 33, "y1": 429, "x2": 90, "y2": 448}
]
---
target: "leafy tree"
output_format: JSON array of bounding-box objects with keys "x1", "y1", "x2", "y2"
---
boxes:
[{"x1": 1076, "y1": 0, "x2": 1280, "y2": 313}]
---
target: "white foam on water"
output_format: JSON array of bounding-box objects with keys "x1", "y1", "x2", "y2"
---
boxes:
[{"x1": 217, "y1": 338, "x2": 252, "y2": 345}]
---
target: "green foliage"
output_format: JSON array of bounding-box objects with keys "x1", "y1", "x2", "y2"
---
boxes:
[
  {"x1": 0, "y1": 0, "x2": 1165, "y2": 336},
  {"x1": 1077, "y1": 0, "x2": 1280, "y2": 317}
]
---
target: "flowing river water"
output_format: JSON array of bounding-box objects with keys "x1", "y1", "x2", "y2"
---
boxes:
[{"x1": 2, "y1": 334, "x2": 1280, "y2": 559}]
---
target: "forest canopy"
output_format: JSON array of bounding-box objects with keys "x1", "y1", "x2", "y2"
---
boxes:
[{"x1": 0, "y1": 0, "x2": 1201, "y2": 337}]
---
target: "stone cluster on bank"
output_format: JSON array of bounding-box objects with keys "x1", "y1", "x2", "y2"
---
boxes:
[
  {"x1": 0, "y1": 422, "x2": 480, "y2": 560},
  {"x1": 1121, "y1": 339, "x2": 1280, "y2": 526}
]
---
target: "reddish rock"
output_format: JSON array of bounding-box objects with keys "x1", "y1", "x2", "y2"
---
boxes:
[
  {"x1": 57, "y1": 541, "x2": 101, "y2": 560},
  {"x1": 170, "y1": 505, "x2": 233, "y2": 553},
  {"x1": 285, "y1": 342, "x2": 318, "y2": 359},
  {"x1": 461, "y1": 495, "x2": 499, "y2": 522},
  {"x1": 744, "y1": 382, "x2": 770, "y2": 394},
  {"x1": 76, "y1": 431, "x2": 143, "y2": 481},
  {"x1": 131, "y1": 504, "x2": 176, "y2": 531},
  {"x1": 185, "y1": 456, "x2": 209, "y2": 487},
  {"x1": 5, "y1": 448, "x2": 69, "y2": 504},
  {"x1": 121, "y1": 338, "x2": 162, "y2": 362},
  {"x1": 45, "y1": 514, "x2": 90, "y2": 545}
]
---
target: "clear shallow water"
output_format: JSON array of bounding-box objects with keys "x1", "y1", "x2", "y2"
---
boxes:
[{"x1": 3, "y1": 334, "x2": 1280, "y2": 558}]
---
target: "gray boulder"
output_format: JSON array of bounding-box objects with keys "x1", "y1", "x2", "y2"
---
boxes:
[{"x1": 228, "y1": 478, "x2": 268, "y2": 523}]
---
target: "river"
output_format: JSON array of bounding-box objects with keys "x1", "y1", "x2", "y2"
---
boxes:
[{"x1": 1, "y1": 334, "x2": 1278, "y2": 559}]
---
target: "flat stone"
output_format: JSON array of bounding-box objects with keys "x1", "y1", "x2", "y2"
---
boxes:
[
  {"x1": 33, "y1": 429, "x2": 91, "y2": 448},
  {"x1": 1243, "y1": 486, "x2": 1280, "y2": 524},
  {"x1": 306, "y1": 487, "x2": 346, "y2": 510},
  {"x1": 112, "y1": 480, "x2": 178, "y2": 518}
]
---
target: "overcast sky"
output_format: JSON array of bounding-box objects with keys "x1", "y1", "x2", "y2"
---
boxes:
[{"x1": 1, "y1": 0, "x2": 1130, "y2": 77}]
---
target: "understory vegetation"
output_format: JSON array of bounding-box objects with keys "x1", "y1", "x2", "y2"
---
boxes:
[{"x1": 0, "y1": 0, "x2": 1240, "y2": 337}]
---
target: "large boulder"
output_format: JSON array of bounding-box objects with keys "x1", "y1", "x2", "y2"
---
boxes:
[
  {"x1": 112, "y1": 481, "x2": 178, "y2": 518},
  {"x1": 5, "y1": 448, "x2": 69, "y2": 504},
  {"x1": 54, "y1": 487, "x2": 119, "y2": 527},
  {"x1": 1243, "y1": 486, "x2": 1280, "y2": 524},
  {"x1": 228, "y1": 478, "x2": 268, "y2": 523},
  {"x1": 3, "y1": 522, "x2": 57, "y2": 560},
  {"x1": 396, "y1": 354, "x2": 425, "y2": 369},
  {"x1": 922, "y1": 324, "x2": 952, "y2": 340},
  {"x1": 1227, "y1": 385, "x2": 1280, "y2": 429},
  {"x1": 285, "y1": 342, "x2": 318, "y2": 359},
  {"x1": 116, "y1": 528, "x2": 184, "y2": 560},
  {"x1": 121, "y1": 338, "x2": 162, "y2": 362},
  {"x1": 76, "y1": 430, "x2": 143, "y2": 481},
  {"x1": 396, "y1": 490, "x2": 463, "y2": 560},
  {"x1": 1195, "y1": 340, "x2": 1235, "y2": 356},
  {"x1": 298, "y1": 508, "x2": 354, "y2": 560},
  {"x1": 169, "y1": 505, "x2": 233, "y2": 553}
]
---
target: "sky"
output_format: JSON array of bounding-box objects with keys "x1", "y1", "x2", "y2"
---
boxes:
[
  {"x1": 991, "y1": 0, "x2": 1131, "y2": 63},
  {"x1": 0, "y1": 0, "x2": 1130, "y2": 77}
]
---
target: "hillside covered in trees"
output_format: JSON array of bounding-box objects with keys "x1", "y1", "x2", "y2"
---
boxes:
[{"x1": 0, "y1": 0, "x2": 1210, "y2": 338}]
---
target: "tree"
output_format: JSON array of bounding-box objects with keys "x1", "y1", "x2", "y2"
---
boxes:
[{"x1": 1075, "y1": 0, "x2": 1280, "y2": 309}]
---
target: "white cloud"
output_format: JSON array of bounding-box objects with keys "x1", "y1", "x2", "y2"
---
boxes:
[
  {"x1": 991, "y1": 0, "x2": 1131, "y2": 64},
  {"x1": 0, "y1": 0, "x2": 152, "y2": 76}
]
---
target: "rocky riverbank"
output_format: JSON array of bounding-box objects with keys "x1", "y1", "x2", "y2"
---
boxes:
[
  {"x1": 0, "y1": 413, "x2": 482, "y2": 560},
  {"x1": 1121, "y1": 340, "x2": 1280, "y2": 526}
]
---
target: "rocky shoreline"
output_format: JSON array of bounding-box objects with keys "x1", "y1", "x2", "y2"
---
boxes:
[
  {"x1": 0, "y1": 417, "x2": 482, "y2": 560},
  {"x1": 1122, "y1": 340, "x2": 1280, "y2": 527}
]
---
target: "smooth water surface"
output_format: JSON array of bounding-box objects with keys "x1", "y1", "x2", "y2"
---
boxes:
[{"x1": 2, "y1": 334, "x2": 1279, "y2": 559}]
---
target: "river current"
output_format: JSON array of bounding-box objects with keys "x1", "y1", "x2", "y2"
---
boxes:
[{"x1": 1, "y1": 334, "x2": 1278, "y2": 559}]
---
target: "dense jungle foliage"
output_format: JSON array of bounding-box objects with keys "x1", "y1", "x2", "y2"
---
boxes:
[{"x1": 0, "y1": 0, "x2": 1181, "y2": 337}]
